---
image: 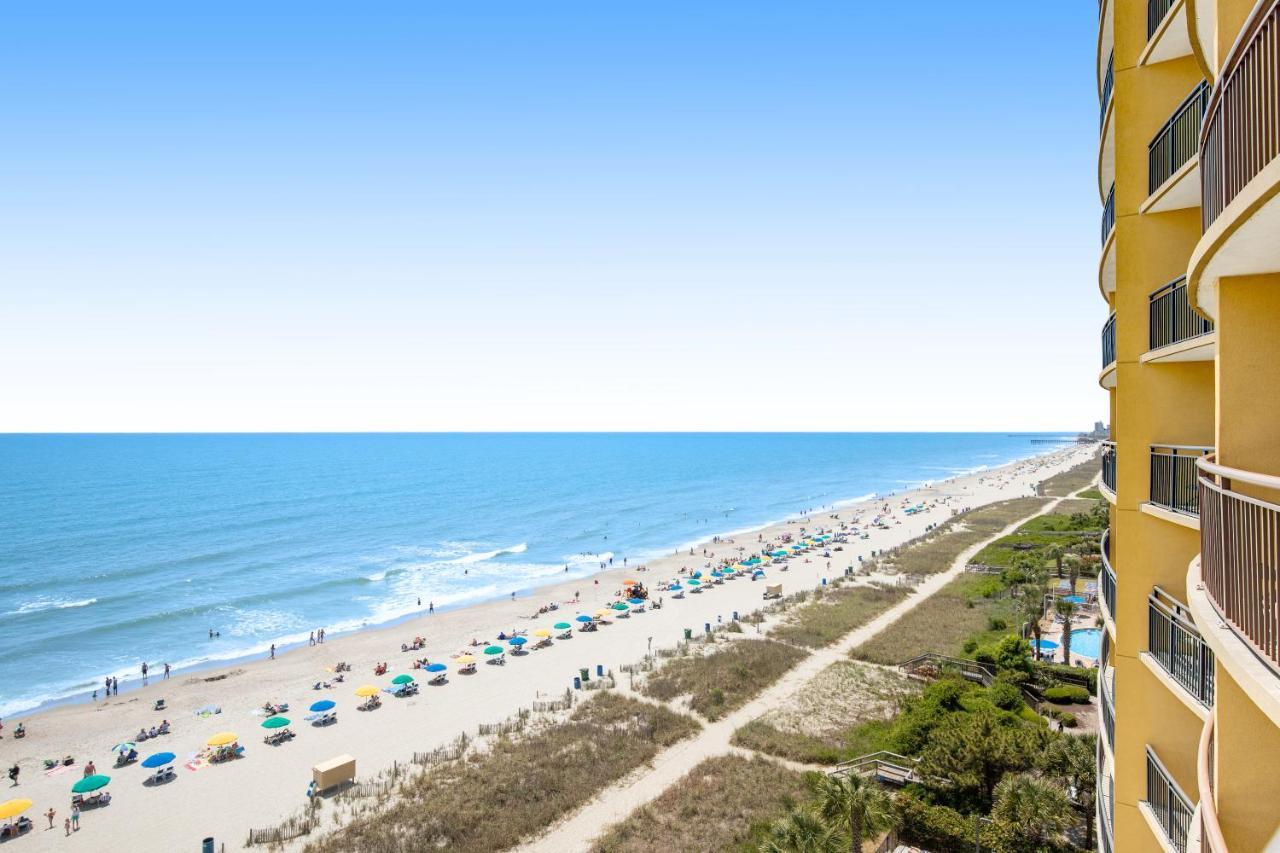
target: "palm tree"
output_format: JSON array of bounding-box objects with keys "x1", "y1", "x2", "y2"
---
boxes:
[
  {"x1": 815, "y1": 772, "x2": 891, "y2": 853},
  {"x1": 1021, "y1": 585, "x2": 1046, "y2": 649},
  {"x1": 1057, "y1": 599, "x2": 1076, "y2": 664},
  {"x1": 758, "y1": 808, "x2": 845, "y2": 853},
  {"x1": 1048, "y1": 544, "x2": 1065, "y2": 578},
  {"x1": 1038, "y1": 733, "x2": 1097, "y2": 848},
  {"x1": 990, "y1": 772, "x2": 1072, "y2": 852},
  {"x1": 1065, "y1": 554, "x2": 1082, "y2": 596}
]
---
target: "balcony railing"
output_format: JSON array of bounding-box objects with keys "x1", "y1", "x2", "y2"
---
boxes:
[
  {"x1": 1098, "y1": 737, "x2": 1116, "y2": 853},
  {"x1": 1150, "y1": 83, "x2": 1210, "y2": 195},
  {"x1": 1102, "y1": 312, "x2": 1117, "y2": 369},
  {"x1": 1101, "y1": 529, "x2": 1117, "y2": 625},
  {"x1": 1102, "y1": 183, "x2": 1116, "y2": 246},
  {"x1": 1149, "y1": 277, "x2": 1214, "y2": 351},
  {"x1": 1151, "y1": 445, "x2": 1213, "y2": 516},
  {"x1": 1149, "y1": 0, "x2": 1176, "y2": 39},
  {"x1": 1101, "y1": 52, "x2": 1114, "y2": 130},
  {"x1": 1198, "y1": 453, "x2": 1280, "y2": 674},
  {"x1": 1100, "y1": 662, "x2": 1116, "y2": 752},
  {"x1": 1146, "y1": 746, "x2": 1194, "y2": 853},
  {"x1": 1201, "y1": 0, "x2": 1280, "y2": 228},
  {"x1": 1197, "y1": 715, "x2": 1227, "y2": 853},
  {"x1": 1102, "y1": 441, "x2": 1117, "y2": 493},
  {"x1": 1149, "y1": 586, "x2": 1214, "y2": 707}
]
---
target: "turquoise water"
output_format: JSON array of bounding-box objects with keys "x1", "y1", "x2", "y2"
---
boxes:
[
  {"x1": 0, "y1": 432, "x2": 1073, "y2": 717},
  {"x1": 1070, "y1": 628, "x2": 1103, "y2": 659}
]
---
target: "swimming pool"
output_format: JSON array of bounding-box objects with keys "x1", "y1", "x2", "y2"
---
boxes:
[{"x1": 1069, "y1": 628, "x2": 1103, "y2": 659}]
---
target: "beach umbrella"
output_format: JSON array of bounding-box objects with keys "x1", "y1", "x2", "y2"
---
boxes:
[
  {"x1": 533, "y1": 629, "x2": 551, "y2": 638},
  {"x1": 206, "y1": 732, "x2": 238, "y2": 747},
  {"x1": 260, "y1": 717, "x2": 290, "y2": 730},
  {"x1": 140, "y1": 752, "x2": 176, "y2": 768},
  {"x1": 0, "y1": 799, "x2": 32, "y2": 820},
  {"x1": 354, "y1": 685, "x2": 379, "y2": 698},
  {"x1": 483, "y1": 645, "x2": 504, "y2": 655},
  {"x1": 594, "y1": 609, "x2": 610, "y2": 618},
  {"x1": 554, "y1": 622, "x2": 572, "y2": 630},
  {"x1": 72, "y1": 775, "x2": 111, "y2": 794},
  {"x1": 509, "y1": 636, "x2": 527, "y2": 646},
  {"x1": 710, "y1": 570, "x2": 723, "y2": 578},
  {"x1": 456, "y1": 655, "x2": 475, "y2": 665},
  {"x1": 391, "y1": 674, "x2": 415, "y2": 685},
  {"x1": 668, "y1": 583, "x2": 683, "y2": 591},
  {"x1": 628, "y1": 598, "x2": 645, "y2": 605},
  {"x1": 111, "y1": 742, "x2": 136, "y2": 754},
  {"x1": 687, "y1": 578, "x2": 701, "y2": 586},
  {"x1": 426, "y1": 663, "x2": 447, "y2": 673},
  {"x1": 575, "y1": 615, "x2": 593, "y2": 623},
  {"x1": 309, "y1": 699, "x2": 335, "y2": 713},
  {"x1": 611, "y1": 602, "x2": 629, "y2": 611},
  {"x1": 622, "y1": 579, "x2": 637, "y2": 585}
]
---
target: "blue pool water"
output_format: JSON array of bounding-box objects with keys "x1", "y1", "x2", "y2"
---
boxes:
[
  {"x1": 0, "y1": 432, "x2": 1074, "y2": 717},
  {"x1": 1070, "y1": 627, "x2": 1103, "y2": 659}
]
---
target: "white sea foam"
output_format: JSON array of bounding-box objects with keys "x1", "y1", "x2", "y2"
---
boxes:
[
  {"x1": 5, "y1": 597, "x2": 98, "y2": 616},
  {"x1": 453, "y1": 543, "x2": 528, "y2": 564}
]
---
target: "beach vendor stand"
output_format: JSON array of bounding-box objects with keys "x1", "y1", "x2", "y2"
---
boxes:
[{"x1": 312, "y1": 754, "x2": 356, "y2": 796}]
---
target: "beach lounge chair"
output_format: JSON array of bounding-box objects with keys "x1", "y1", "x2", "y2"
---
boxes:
[
  {"x1": 533, "y1": 638, "x2": 552, "y2": 649},
  {"x1": 556, "y1": 630, "x2": 573, "y2": 640},
  {"x1": 458, "y1": 662, "x2": 477, "y2": 675},
  {"x1": 148, "y1": 765, "x2": 176, "y2": 783},
  {"x1": 428, "y1": 672, "x2": 447, "y2": 685}
]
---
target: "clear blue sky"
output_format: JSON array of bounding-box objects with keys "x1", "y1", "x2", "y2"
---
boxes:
[{"x1": 1, "y1": 3, "x2": 1103, "y2": 431}]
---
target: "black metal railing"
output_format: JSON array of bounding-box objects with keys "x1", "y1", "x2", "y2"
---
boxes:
[
  {"x1": 1149, "y1": 277, "x2": 1214, "y2": 351},
  {"x1": 1150, "y1": 445, "x2": 1213, "y2": 515},
  {"x1": 1101, "y1": 183, "x2": 1116, "y2": 246},
  {"x1": 1145, "y1": 747, "x2": 1193, "y2": 853},
  {"x1": 1101, "y1": 529, "x2": 1117, "y2": 625},
  {"x1": 1102, "y1": 441, "x2": 1117, "y2": 493},
  {"x1": 1148, "y1": 587, "x2": 1215, "y2": 707},
  {"x1": 1149, "y1": 83, "x2": 1209, "y2": 195},
  {"x1": 1101, "y1": 52, "x2": 1114, "y2": 131},
  {"x1": 1100, "y1": 663, "x2": 1116, "y2": 751},
  {"x1": 1102, "y1": 313, "x2": 1117, "y2": 369},
  {"x1": 1098, "y1": 751, "x2": 1115, "y2": 853},
  {"x1": 1149, "y1": 0, "x2": 1176, "y2": 38}
]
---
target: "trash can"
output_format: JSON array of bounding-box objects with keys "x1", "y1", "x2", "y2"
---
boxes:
[
  {"x1": 573, "y1": 676, "x2": 581, "y2": 690},
  {"x1": 596, "y1": 664, "x2": 603, "y2": 677},
  {"x1": 580, "y1": 667, "x2": 589, "y2": 682},
  {"x1": 202, "y1": 839, "x2": 214, "y2": 853},
  {"x1": 732, "y1": 611, "x2": 739, "y2": 621},
  {"x1": 822, "y1": 578, "x2": 827, "y2": 586},
  {"x1": 683, "y1": 628, "x2": 692, "y2": 640},
  {"x1": 704, "y1": 622, "x2": 711, "y2": 634}
]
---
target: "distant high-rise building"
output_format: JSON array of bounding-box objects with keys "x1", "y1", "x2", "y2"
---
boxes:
[{"x1": 1094, "y1": 1, "x2": 1280, "y2": 851}]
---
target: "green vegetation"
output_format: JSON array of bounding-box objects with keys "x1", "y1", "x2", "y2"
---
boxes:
[
  {"x1": 303, "y1": 693, "x2": 700, "y2": 853},
  {"x1": 731, "y1": 661, "x2": 918, "y2": 765},
  {"x1": 1037, "y1": 454, "x2": 1102, "y2": 496},
  {"x1": 641, "y1": 639, "x2": 809, "y2": 721},
  {"x1": 880, "y1": 498, "x2": 1048, "y2": 577},
  {"x1": 769, "y1": 584, "x2": 909, "y2": 648},
  {"x1": 1042, "y1": 685, "x2": 1089, "y2": 704},
  {"x1": 591, "y1": 754, "x2": 812, "y2": 853},
  {"x1": 1077, "y1": 487, "x2": 1104, "y2": 500}
]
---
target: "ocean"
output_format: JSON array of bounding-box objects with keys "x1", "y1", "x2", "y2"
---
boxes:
[{"x1": 0, "y1": 432, "x2": 1073, "y2": 717}]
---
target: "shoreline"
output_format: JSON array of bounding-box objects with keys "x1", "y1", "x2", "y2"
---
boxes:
[
  {"x1": 0, "y1": 442, "x2": 1096, "y2": 853},
  {"x1": 4, "y1": 442, "x2": 1071, "y2": 721}
]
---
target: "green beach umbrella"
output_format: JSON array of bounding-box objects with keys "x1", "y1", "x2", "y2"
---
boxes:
[
  {"x1": 261, "y1": 716, "x2": 291, "y2": 729},
  {"x1": 483, "y1": 645, "x2": 504, "y2": 655},
  {"x1": 72, "y1": 775, "x2": 111, "y2": 794},
  {"x1": 391, "y1": 674, "x2": 415, "y2": 685},
  {"x1": 611, "y1": 602, "x2": 629, "y2": 611},
  {"x1": 553, "y1": 622, "x2": 571, "y2": 630}
]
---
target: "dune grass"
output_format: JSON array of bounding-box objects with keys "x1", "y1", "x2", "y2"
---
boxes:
[
  {"x1": 590, "y1": 753, "x2": 813, "y2": 853},
  {"x1": 879, "y1": 497, "x2": 1046, "y2": 577},
  {"x1": 1037, "y1": 454, "x2": 1101, "y2": 496},
  {"x1": 302, "y1": 693, "x2": 700, "y2": 853},
  {"x1": 769, "y1": 584, "x2": 910, "y2": 648},
  {"x1": 851, "y1": 573, "x2": 1020, "y2": 666},
  {"x1": 640, "y1": 638, "x2": 809, "y2": 721}
]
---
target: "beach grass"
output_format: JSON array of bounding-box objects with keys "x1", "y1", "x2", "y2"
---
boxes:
[
  {"x1": 878, "y1": 497, "x2": 1046, "y2": 577},
  {"x1": 731, "y1": 660, "x2": 917, "y2": 764},
  {"x1": 768, "y1": 584, "x2": 910, "y2": 648},
  {"x1": 851, "y1": 573, "x2": 1020, "y2": 666},
  {"x1": 640, "y1": 638, "x2": 809, "y2": 721},
  {"x1": 1037, "y1": 454, "x2": 1101, "y2": 496},
  {"x1": 589, "y1": 753, "x2": 813, "y2": 853},
  {"x1": 302, "y1": 692, "x2": 700, "y2": 853}
]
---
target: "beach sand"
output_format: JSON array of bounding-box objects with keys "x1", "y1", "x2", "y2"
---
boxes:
[{"x1": 0, "y1": 444, "x2": 1094, "y2": 851}]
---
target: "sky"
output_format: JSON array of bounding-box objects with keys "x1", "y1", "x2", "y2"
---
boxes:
[{"x1": 0, "y1": 3, "x2": 1104, "y2": 432}]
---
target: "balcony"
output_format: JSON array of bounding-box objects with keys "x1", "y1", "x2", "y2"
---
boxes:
[
  {"x1": 1101, "y1": 183, "x2": 1116, "y2": 246},
  {"x1": 1145, "y1": 82, "x2": 1208, "y2": 212},
  {"x1": 1149, "y1": 0, "x2": 1176, "y2": 39},
  {"x1": 1100, "y1": 182, "x2": 1117, "y2": 296},
  {"x1": 1100, "y1": 660, "x2": 1116, "y2": 753},
  {"x1": 1100, "y1": 313, "x2": 1117, "y2": 388},
  {"x1": 1100, "y1": 51, "x2": 1114, "y2": 132},
  {"x1": 1150, "y1": 445, "x2": 1213, "y2": 517},
  {"x1": 1145, "y1": 276, "x2": 1214, "y2": 361},
  {"x1": 1101, "y1": 529, "x2": 1117, "y2": 629},
  {"x1": 1196, "y1": 714, "x2": 1227, "y2": 853},
  {"x1": 1144, "y1": 746, "x2": 1194, "y2": 853},
  {"x1": 1101, "y1": 441, "x2": 1117, "y2": 497},
  {"x1": 1142, "y1": 0, "x2": 1195, "y2": 67},
  {"x1": 1149, "y1": 586, "x2": 1214, "y2": 708},
  {"x1": 1098, "y1": 745, "x2": 1116, "y2": 853},
  {"x1": 1200, "y1": 1, "x2": 1280, "y2": 229},
  {"x1": 1197, "y1": 454, "x2": 1280, "y2": 676}
]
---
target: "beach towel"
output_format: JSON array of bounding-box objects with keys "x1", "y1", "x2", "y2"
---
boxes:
[{"x1": 44, "y1": 762, "x2": 77, "y2": 778}]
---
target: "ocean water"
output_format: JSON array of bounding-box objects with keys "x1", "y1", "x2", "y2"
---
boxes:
[{"x1": 0, "y1": 432, "x2": 1072, "y2": 717}]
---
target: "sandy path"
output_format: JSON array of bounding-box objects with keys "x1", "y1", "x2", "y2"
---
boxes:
[{"x1": 521, "y1": 491, "x2": 1080, "y2": 852}]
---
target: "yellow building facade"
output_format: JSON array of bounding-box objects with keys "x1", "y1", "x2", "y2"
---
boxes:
[{"x1": 1095, "y1": 0, "x2": 1280, "y2": 851}]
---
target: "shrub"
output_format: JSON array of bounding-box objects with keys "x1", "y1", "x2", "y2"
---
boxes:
[
  {"x1": 1032, "y1": 661, "x2": 1097, "y2": 694},
  {"x1": 987, "y1": 681, "x2": 1023, "y2": 712},
  {"x1": 894, "y1": 790, "x2": 973, "y2": 852},
  {"x1": 987, "y1": 616, "x2": 1008, "y2": 631},
  {"x1": 962, "y1": 638, "x2": 978, "y2": 654},
  {"x1": 1057, "y1": 711, "x2": 1078, "y2": 728},
  {"x1": 1043, "y1": 685, "x2": 1090, "y2": 704}
]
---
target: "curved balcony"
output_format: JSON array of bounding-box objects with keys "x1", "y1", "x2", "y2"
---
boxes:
[
  {"x1": 1150, "y1": 444, "x2": 1213, "y2": 520},
  {"x1": 1197, "y1": 455, "x2": 1280, "y2": 677},
  {"x1": 1100, "y1": 659, "x2": 1116, "y2": 753},
  {"x1": 1100, "y1": 312, "x2": 1117, "y2": 387},
  {"x1": 1101, "y1": 529, "x2": 1117, "y2": 633},
  {"x1": 1191, "y1": 0, "x2": 1280, "y2": 319},
  {"x1": 1149, "y1": 586, "x2": 1214, "y2": 708},
  {"x1": 1101, "y1": 182, "x2": 1116, "y2": 246},
  {"x1": 1144, "y1": 277, "x2": 1215, "y2": 363},
  {"x1": 1144, "y1": 82, "x2": 1208, "y2": 212},
  {"x1": 1143, "y1": 0, "x2": 1194, "y2": 68},
  {"x1": 1101, "y1": 441, "x2": 1117, "y2": 500},
  {"x1": 1196, "y1": 713, "x2": 1227, "y2": 853},
  {"x1": 1143, "y1": 746, "x2": 1195, "y2": 853}
]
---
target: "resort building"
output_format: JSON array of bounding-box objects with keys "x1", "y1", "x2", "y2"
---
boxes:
[{"x1": 1094, "y1": 0, "x2": 1280, "y2": 851}]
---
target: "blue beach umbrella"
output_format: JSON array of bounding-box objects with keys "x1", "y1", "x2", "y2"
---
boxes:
[
  {"x1": 426, "y1": 663, "x2": 447, "y2": 673},
  {"x1": 509, "y1": 636, "x2": 527, "y2": 646},
  {"x1": 575, "y1": 615, "x2": 593, "y2": 623},
  {"x1": 628, "y1": 598, "x2": 645, "y2": 605},
  {"x1": 140, "y1": 752, "x2": 175, "y2": 769},
  {"x1": 309, "y1": 699, "x2": 336, "y2": 713},
  {"x1": 667, "y1": 583, "x2": 683, "y2": 591}
]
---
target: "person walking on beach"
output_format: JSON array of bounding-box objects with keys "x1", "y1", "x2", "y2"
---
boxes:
[
  {"x1": 8, "y1": 762, "x2": 19, "y2": 786},
  {"x1": 70, "y1": 802, "x2": 79, "y2": 831},
  {"x1": 141, "y1": 661, "x2": 148, "y2": 684},
  {"x1": 270, "y1": 644, "x2": 276, "y2": 660},
  {"x1": 309, "y1": 631, "x2": 315, "y2": 647},
  {"x1": 44, "y1": 807, "x2": 55, "y2": 829},
  {"x1": 163, "y1": 662, "x2": 170, "y2": 680},
  {"x1": 428, "y1": 601, "x2": 434, "y2": 614}
]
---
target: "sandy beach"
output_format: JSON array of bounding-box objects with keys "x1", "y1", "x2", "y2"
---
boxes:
[{"x1": 0, "y1": 443, "x2": 1094, "y2": 851}]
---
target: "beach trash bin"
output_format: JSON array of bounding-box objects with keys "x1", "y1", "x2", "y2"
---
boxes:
[
  {"x1": 202, "y1": 839, "x2": 214, "y2": 853},
  {"x1": 573, "y1": 676, "x2": 581, "y2": 690},
  {"x1": 683, "y1": 628, "x2": 692, "y2": 640},
  {"x1": 704, "y1": 622, "x2": 711, "y2": 634},
  {"x1": 596, "y1": 664, "x2": 603, "y2": 677},
  {"x1": 733, "y1": 611, "x2": 739, "y2": 621},
  {"x1": 579, "y1": 667, "x2": 589, "y2": 682},
  {"x1": 822, "y1": 578, "x2": 827, "y2": 586}
]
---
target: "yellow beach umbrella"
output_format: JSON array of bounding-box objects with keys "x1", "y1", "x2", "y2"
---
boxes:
[
  {"x1": 354, "y1": 685, "x2": 379, "y2": 697},
  {"x1": 533, "y1": 629, "x2": 551, "y2": 638},
  {"x1": 456, "y1": 655, "x2": 475, "y2": 665},
  {"x1": 594, "y1": 609, "x2": 610, "y2": 618},
  {"x1": 206, "y1": 732, "x2": 238, "y2": 747},
  {"x1": 0, "y1": 798, "x2": 32, "y2": 820}
]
